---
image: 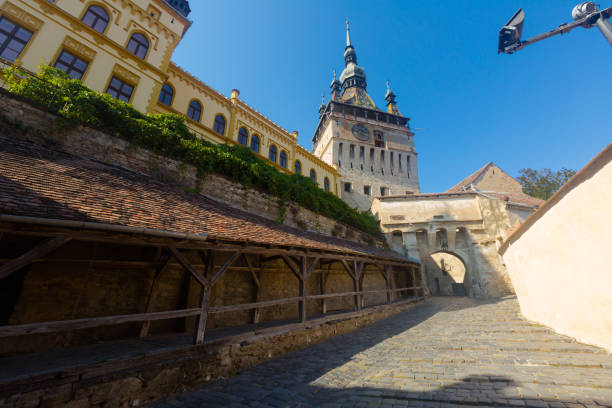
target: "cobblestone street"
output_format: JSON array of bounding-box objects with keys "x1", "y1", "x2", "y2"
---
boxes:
[{"x1": 148, "y1": 297, "x2": 612, "y2": 408}]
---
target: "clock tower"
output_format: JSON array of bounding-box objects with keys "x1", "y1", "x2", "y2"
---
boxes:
[{"x1": 312, "y1": 22, "x2": 420, "y2": 211}]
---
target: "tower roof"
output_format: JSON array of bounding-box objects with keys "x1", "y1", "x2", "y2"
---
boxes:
[
  {"x1": 163, "y1": 0, "x2": 191, "y2": 17},
  {"x1": 337, "y1": 21, "x2": 377, "y2": 110}
]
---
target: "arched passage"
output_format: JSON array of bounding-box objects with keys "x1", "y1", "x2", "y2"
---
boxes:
[{"x1": 424, "y1": 250, "x2": 468, "y2": 296}]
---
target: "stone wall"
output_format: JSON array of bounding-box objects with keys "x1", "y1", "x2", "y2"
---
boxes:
[
  {"x1": 371, "y1": 194, "x2": 530, "y2": 298},
  {"x1": 0, "y1": 299, "x2": 423, "y2": 408},
  {"x1": 0, "y1": 91, "x2": 379, "y2": 247}
]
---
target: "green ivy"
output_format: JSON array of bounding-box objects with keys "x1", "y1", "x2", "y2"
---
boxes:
[{"x1": 4, "y1": 65, "x2": 383, "y2": 238}]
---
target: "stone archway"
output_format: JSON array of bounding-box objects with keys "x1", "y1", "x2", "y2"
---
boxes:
[{"x1": 424, "y1": 250, "x2": 469, "y2": 296}]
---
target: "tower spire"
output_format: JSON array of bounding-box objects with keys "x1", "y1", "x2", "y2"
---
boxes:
[
  {"x1": 346, "y1": 18, "x2": 351, "y2": 47},
  {"x1": 385, "y1": 80, "x2": 401, "y2": 116}
]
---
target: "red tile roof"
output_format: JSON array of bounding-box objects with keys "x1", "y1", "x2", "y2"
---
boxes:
[
  {"x1": 0, "y1": 134, "x2": 414, "y2": 263},
  {"x1": 445, "y1": 162, "x2": 493, "y2": 193}
]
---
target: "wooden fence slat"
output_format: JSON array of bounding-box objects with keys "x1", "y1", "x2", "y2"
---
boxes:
[
  {"x1": 0, "y1": 308, "x2": 202, "y2": 337},
  {"x1": 209, "y1": 296, "x2": 302, "y2": 313}
]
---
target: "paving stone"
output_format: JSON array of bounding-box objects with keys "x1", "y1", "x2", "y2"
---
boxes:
[{"x1": 147, "y1": 297, "x2": 612, "y2": 408}]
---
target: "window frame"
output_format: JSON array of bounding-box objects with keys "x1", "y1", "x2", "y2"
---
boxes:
[
  {"x1": 344, "y1": 182, "x2": 352, "y2": 193},
  {"x1": 309, "y1": 169, "x2": 316, "y2": 184},
  {"x1": 81, "y1": 4, "x2": 111, "y2": 34},
  {"x1": 0, "y1": 16, "x2": 34, "y2": 62},
  {"x1": 294, "y1": 160, "x2": 302, "y2": 175},
  {"x1": 279, "y1": 150, "x2": 287, "y2": 168},
  {"x1": 324, "y1": 177, "x2": 330, "y2": 192},
  {"x1": 126, "y1": 32, "x2": 149, "y2": 60},
  {"x1": 237, "y1": 127, "x2": 249, "y2": 146},
  {"x1": 187, "y1": 99, "x2": 202, "y2": 122},
  {"x1": 158, "y1": 83, "x2": 174, "y2": 106},
  {"x1": 213, "y1": 114, "x2": 226, "y2": 135},
  {"x1": 53, "y1": 49, "x2": 89, "y2": 80},
  {"x1": 268, "y1": 145, "x2": 277, "y2": 163},
  {"x1": 250, "y1": 134, "x2": 260, "y2": 153},
  {"x1": 106, "y1": 75, "x2": 134, "y2": 103}
]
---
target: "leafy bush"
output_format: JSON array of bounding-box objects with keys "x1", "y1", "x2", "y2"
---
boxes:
[{"x1": 4, "y1": 65, "x2": 383, "y2": 238}]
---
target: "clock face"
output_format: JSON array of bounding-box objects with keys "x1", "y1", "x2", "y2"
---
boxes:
[{"x1": 351, "y1": 124, "x2": 370, "y2": 141}]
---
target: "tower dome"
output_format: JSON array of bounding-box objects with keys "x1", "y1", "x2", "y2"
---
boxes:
[{"x1": 339, "y1": 20, "x2": 367, "y2": 91}]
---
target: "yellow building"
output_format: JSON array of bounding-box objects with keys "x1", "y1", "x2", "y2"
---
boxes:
[{"x1": 1, "y1": 0, "x2": 340, "y2": 194}]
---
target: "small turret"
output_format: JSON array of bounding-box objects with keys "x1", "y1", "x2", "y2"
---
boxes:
[
  {"x1": 164, "y1": 0, "x2": 191, "y2": 17},
  {"x1": 385, "y1": 80, "x2": 401, "y2": 116},
  {"x1": 330, "y1": 69, "x2": 341, "y2": 100},
  {"x1": 318, "y1": 94, "x2": 326, "y2": 118}
]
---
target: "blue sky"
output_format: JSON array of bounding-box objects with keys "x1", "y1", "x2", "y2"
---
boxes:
[{"x1": 172, "y1": 1, "x2": 611, "y2": 193}]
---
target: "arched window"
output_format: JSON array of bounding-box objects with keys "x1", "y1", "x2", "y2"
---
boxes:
[
  {"x1": 310, "y1": 169, "x2": 316, "y2": 183},
  {"x1": 158, "y1": 84, "x2": 173, "y2": 105},
  {"x1": 81, "y1": 5, "x2": 110, "y2": 33},
  {"x1": 187, "y1": 100, "x2": 202, "y2": 122},
  {"x1": 294, "y1": 160, "x2": 301, "y2": 174},
  {"x1": 238, "y1": 127, "x2": 248, "y2": 146},
  {"x1": 324, "y1": 177, "x2": 330, "y2": 192},
  {"x1": 279, "y1": 151, "x2": 287, "y2": 168},
  {"x1": 126, "y1": 33, "x2": 149, "y2": 59},
  {"x1": 213, "y1": 114, "x2": 225, "y2": 135},
  {"x1": 269, "y1": 145, "x2": 277, "y2": 163},
  {"x1": 250, "y1": 135, "x2": 260, "y2": 153}
]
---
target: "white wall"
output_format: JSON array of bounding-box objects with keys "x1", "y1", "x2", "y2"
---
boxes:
[{"x1": 502, "y1": 147, "x2": 612, "y2": 351}]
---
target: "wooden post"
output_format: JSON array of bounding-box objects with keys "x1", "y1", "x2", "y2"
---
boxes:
[
  {"x1": 341, "y1": 260, "x2": 359, "y2": 311},
  {"x1": 385, "y1": 265, "x2": 392, "y2": 305},
  {"x1": 320, "y1": 265, "x2": 329, "y2": 314},
  {"x1": 299, "y1": 257, "x2": 306, "y2": 322},
  {"x1": 193, "y1": 285, "x2": 211, "y2": 344},
  {"x1": 245, "y1": 254, "x2": 263, "y2": 324},
  {"x1": 411, "y1": 267, "x2": 418, "y2": 298},
  {"x1": 139, "y1": 254, "x2": 171, "y2": 337},
  {"x1": 355, "y1": 261, "x2": 365, "y2": 309}
]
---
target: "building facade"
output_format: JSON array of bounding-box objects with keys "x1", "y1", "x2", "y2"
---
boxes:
[
  {"x1": 312, "y1": 23, "x2": 420, "y2": 211},
  {"x1": 371, "y1": 163, "x2": 543, "y2": 298},
  {"x1": 1, "y1": 0, "x2": 340, "y2": 194}
]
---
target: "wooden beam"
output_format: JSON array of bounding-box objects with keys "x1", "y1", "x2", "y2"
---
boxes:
[
  {"x1": 167, "y1": 246, "x2": 206, "y2": 287},
  {"x1": 209, "y1": 296, "x2": 302, "y2": 313},
  {"x1": 320, "y1": 266, "x2": 328, "y2": 314},
  {"x1": 0, "y1": 236, "x2": 71, "y2": 281},
  {"x1": 243, "y1": 254, "x2": 259, "y2": 287},
  {"x1": 193, "y1": 285, "x2": 211, "y2": 344},
  {"x1": 0, "y1": 308, "x2": 201, "y2": 337},
  {"x1": 303, "y1": 257, "x2": 320, "y2": 280},
  {"x1": 139, "y1": 254, "x2": 172, "y2": 337},
  {"x1": 281, "y1": 254, "x2": 301, "y2": 280},
  {"x1": 385, "y1": 265, "x2": 392, "y2": 305},
  {"x1": 253, "y1": 255, "x2": 264, "y2": 324},
  {"x1": 340, "y1": 259, "x2": 355, "y2": 280},
  {"x1": 299, "y1": 257, "x2": 307, "y2": 322},
  {"x1": 210, "y1": 251, "x2": 241, "y2": 286}
]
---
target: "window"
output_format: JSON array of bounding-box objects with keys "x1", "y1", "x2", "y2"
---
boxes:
[
  {"x1": 338, "y1": 142, "x2": 343, "y2": 166},
  {"x1": 158, "y1": 84, "x2": 173, "y2": 105},
  {"x1": 364, "y1": 185, "x2": 371, "y2": 196},
  {"x1": 380, "y1": 187, "x2": 388, "y2": 196},
  {"x1": 294, "y1": 160, "x2": 301, "y2": 174},
  {"x1": 399, "y1": 153, "x2": 402, "y2": 172},
  {"x1": 250, "y1": 134, "x2": 260, "y2": 153},
  {"x1": 370, "y1": 148, "x2": 375, "y2": 172},
  {"x1": 213, "y1": 114, "x2": 226, "y2": 135},
  {"x1": 390, "y1": 151, "x2": 394, "y2": 175},
  {"x1": 81, "y1": 5, "x2": 110, "y2": 33},
  {"x1": 0, "y1": 17, "x2": 33, "y2": 62},
  {"x1": 126, "y1": 33, "x2": 149, "y2": 59},
  {"x1": 279, "y1": 150, "x2": 287, "y2": 168},
  {"x1": 344, "y1": 182, "x2": 352, "y2": 192},
  {"x1": 310, "y1": 169, "x2": 316, "y2": 183},
  {"x1": 406, "y1": 155, "x2": 411, "y2": 178},
  {"x1": 54, "y1": 49, "x2": 88, "y2": 80},
  {"x1": 268, "y1": 145, "x2": 277, "y2": 163},
  {"x1": 238, "y1": 127, "x2": 248, "y2": 146},
  {"x1": 106, "y1": 76, "x2": 134, "y2": 102},
  {"x1": 187, "y1": 100, "x2": 202, "y2": 122},
  {"x1": 380, "y1": 150, "x2": 385, "y2": 174},
  {"x1": 324, "y1": 177, "x2": 330, "y2": 192},
  {"x1": 374, "y1": 131, "x2": 385, "y2": 147}
]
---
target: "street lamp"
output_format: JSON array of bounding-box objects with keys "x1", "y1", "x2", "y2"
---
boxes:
[{"x1": 498, "y1": 2, "x2": 612, "y2": 54}]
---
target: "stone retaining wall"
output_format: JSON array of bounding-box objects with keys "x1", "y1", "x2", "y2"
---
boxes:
[
  {"x1": 0, "y1": 91, "x2": 379, "y2": 247},
  {"x1": 0, "y1": 300, "x2": 422, "y2": 408}
]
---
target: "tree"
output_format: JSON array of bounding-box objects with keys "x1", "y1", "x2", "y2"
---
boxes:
[{"x1": 517, "y1": 168, "x2": 576, "y2": 200}]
